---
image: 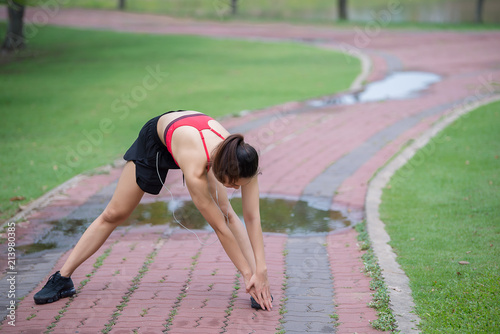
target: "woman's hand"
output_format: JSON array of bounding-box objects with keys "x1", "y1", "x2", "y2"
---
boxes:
[{"x1": 245, "y1": 270, "x2": 272, "y2": 311}]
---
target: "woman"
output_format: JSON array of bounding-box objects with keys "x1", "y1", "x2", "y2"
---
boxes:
[{"x1": 34, "y1": 110, "x2": 273, "y2": 311}]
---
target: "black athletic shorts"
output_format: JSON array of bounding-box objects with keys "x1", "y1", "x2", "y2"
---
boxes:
[{"x1": 123, "y1": 111, "x2": 183, "y2": 195}]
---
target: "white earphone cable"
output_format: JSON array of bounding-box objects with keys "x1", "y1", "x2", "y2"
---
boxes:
[{"x1": 156, "y1": 152, "x2": 233, "y2": 246}]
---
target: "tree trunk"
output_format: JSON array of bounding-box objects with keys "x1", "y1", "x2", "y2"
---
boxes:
[
  {"x1": 118, "y1": 0, "x2": 126, "y2": 11},
  {"x1": 476, "y1": 0, "x2": 485, "y2": 23},
  {"x1": 231, "y1": 0, "x2": 238, "y2": 16},
  {"x1": 338, "y1": 0, "x2": 348, "y2": 21},
  {"x1": 1, "y1": 1, "x2": 26, "y2": 52}
]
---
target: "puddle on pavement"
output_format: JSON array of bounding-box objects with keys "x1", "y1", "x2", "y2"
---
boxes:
[
  {"x1": 18, "y1": 218, "x2": 91, "y2": 256},
  {"x1": 123, "y1": 198, "x2": 351, "y2": 235},
  {"x1": 20, "y1": 199, "x2": 351, "y2": 256},
  {"x1": 17, "y1": 242, "x2": 58, "y2": 254},
  {"x1": 309, "y1": 71, "x2": 441, "y2": 107}
]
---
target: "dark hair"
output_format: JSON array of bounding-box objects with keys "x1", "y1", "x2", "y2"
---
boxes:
[{"x1": 212, "y1": 134, "x2": 259, "y2": 184}]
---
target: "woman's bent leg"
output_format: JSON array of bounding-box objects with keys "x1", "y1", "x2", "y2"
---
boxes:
[{"x1": 60, "y1": 161, "x2": 144, "y2": 277}]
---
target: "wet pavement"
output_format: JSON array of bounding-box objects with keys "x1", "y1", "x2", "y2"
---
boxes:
[
  {"x1": 309, "y1": 71, "x2": 441, "y2": 107},
  {"x1": 1, "y1": 7, "x2": 499, "y2": 334}
]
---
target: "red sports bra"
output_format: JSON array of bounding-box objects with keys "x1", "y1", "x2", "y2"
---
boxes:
[{"x1": 164, "y1": 113, "x2": 225, "y2": 171}]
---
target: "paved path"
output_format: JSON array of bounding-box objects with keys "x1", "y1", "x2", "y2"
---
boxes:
[{"x1": 1, "y1": 7, "x2": 499, "y2": 334}]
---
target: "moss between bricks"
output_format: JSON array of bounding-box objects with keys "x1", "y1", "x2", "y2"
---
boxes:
[
  {"x1": 275, "y1": 247, "x2": 289, "y2": 334},
  {"x1": 355, "y1": 222, "x2": 399, "y2": 332},
  {"x1": 44, "y1": 241, "x2": 117, "y2": 333},
  {"x1": 163, "y1": 246, "x2": 204, "y2": 332},
  {"x1": 102, "y1": 241, "x2": 161, "y2": 334}
]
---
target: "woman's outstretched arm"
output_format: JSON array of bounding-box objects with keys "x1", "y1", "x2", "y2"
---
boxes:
[
  {"x1": 184, "y1": 171, "x2": 256, "y2": 287},
  {"x1": 241, "y1": 176, "x2": 272, "y2": 311}
]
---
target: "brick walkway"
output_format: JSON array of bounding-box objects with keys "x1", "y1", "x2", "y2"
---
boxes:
[{"x1": 1, "y1": 7, "x2": 499, "y2": 334}]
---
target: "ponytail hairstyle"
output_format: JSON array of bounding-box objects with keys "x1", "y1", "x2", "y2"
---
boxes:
[{"x1": 212, "y1": 134, "x2": 259, "y2": 185}]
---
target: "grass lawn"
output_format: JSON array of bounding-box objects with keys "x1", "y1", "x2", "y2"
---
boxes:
[
  {"x1": 380, "y1": 101, "x2": 500, "y2": 332},
  {"x1": 0, "y1": 23, "x2": 360, "y2": 223}
]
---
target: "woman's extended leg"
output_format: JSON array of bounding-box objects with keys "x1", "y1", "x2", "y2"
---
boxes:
[{"x1": 59, "y1": 161, "x2": 144, "y2": 277}]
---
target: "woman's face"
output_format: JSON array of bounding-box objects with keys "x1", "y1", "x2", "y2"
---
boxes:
[{"x1": 222, "y1": 177, "x2": 253, "y2": 189}]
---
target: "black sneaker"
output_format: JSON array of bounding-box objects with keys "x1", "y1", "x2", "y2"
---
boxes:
[
  {"x1": 250, "y1": 295, "x2": 273, "y2": 310},
  {"x1": 34, "y1": 271, "x2": 76, "y2": 305}
]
